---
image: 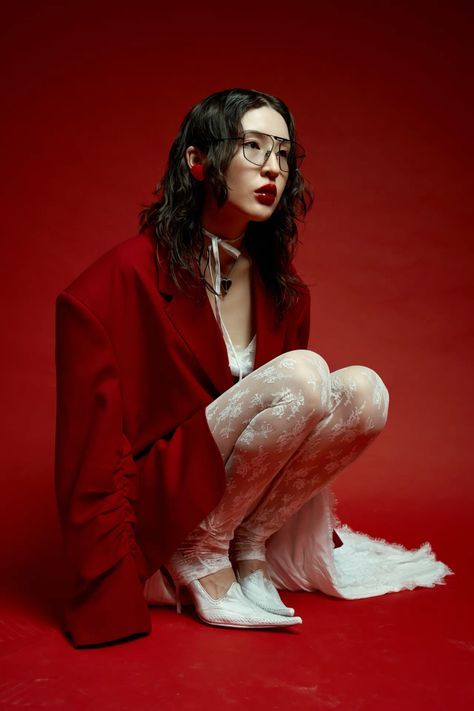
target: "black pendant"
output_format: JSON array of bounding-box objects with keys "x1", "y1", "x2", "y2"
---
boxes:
[{"x1": 221, "y1": 277, "x2": 232, "y2": 294}]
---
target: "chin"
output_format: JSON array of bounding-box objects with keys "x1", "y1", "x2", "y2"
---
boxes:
[
  {"x1": 227, "y1": 199, "x2": 277, "y2": 225},
  {"x1": 243, "y1": 204, "x2": 276, "y2": 222},
  {"x1": 249, "y1": 213, "x2": 273, "y2": 224}
]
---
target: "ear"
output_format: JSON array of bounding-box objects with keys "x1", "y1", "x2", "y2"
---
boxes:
[{"x1": 185, "y1": 146, "x2": 205, "y2": 170}]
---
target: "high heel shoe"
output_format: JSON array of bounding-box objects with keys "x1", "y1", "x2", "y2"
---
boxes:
[
  {"x1": 165, "y1": 553, "x2": 302, "y2": 629},
  {"x1": 183, "y1": 578, "x2": 302, "y2": 628},
  {"x1": 236, "y1": 568, "x2": 296, "y2": 617}
]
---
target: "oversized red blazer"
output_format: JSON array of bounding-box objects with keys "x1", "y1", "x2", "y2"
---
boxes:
[{"x1": 54, "y1": 227, "x2": 331, "y2": 647}]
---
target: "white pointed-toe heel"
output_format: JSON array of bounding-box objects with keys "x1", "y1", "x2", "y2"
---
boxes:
[
  {"x1": 186, "y1": 578, "x2": 302, "y2": 629},
  {"x1": 164, "y1": 552, "x2": 302, "y2": 629},
  {"x1": 236, "y1": 568, "x2": 296, "y2": 617}
]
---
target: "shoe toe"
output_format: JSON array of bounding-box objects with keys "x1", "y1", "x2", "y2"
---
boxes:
[{"x1": 238, "y1": 569, "x2": 296, "y2": 617}]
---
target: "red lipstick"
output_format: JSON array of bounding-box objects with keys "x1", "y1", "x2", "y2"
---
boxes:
[{"x1": 255, "y1": 183, "x2": 277, "y2": 206}]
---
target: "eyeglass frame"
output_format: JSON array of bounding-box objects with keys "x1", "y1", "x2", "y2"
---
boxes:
[{"x1": 209, "y1": 130, "x2": 306, "y2": 173}]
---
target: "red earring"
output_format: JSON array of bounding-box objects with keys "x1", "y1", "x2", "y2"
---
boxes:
[{"x1": 190, "y1": 163, "x2": 205, "y2": 181}]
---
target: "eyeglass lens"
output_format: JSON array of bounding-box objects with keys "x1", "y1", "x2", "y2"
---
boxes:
[{"x1": 241, "y1": 131, "x2": 303, "y2": 171}]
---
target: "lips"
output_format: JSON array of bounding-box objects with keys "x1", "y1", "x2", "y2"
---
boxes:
[
  {"x1": 255, "y1": 184, "x2": 277, "y2": 196},
  {"x1": 255, "y1": 183, "x2": 277, "y2": 206}
]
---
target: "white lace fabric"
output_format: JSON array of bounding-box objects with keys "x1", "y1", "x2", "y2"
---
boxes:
[
  {"x1": 227, "y1": 334, "x2": 256, "y2": 378},
  {"x1": 145, "y1": 349, "x2": 453, "y2": 601},
  {"x1": 166, "y1": 351, "x2": 392, "y2": 584}
]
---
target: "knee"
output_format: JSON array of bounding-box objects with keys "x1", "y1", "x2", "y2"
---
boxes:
[
  {"x1": 341, "y1": 365, "x2": 390, "y2": 431},
  {"x1": 284, "y1": 349, "x2": 332, "y2": 418}
]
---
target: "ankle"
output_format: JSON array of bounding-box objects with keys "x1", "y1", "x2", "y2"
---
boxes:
[
  {"x1": 167, "y1": 550, "x2": 233, "y2": 587},
  {"x1": 235, "y1": 559, "x2": 269, "y2": 580},
  {"x1": 198, "y1": 566, "x2": 236, "y2": 599}
]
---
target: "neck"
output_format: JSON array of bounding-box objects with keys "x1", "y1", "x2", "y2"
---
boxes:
[
  {"x1": 202, "y1": 227, "x2": 244, "y2": 245},
  {"x1": 201, "y1": 197, "x2": 249, "y2": 252},
  {"x1": 202, "y1": 224, "x2": 247, "y2": 252},
  {"x1": 200, "y1": 228, "x2": 244, "y2": 275}
]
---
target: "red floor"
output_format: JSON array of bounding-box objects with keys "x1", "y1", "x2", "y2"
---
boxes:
[{"x1": 1, "y1": 504, "x2": 472, "y2": 710}]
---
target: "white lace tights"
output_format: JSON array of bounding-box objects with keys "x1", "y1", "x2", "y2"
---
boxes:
[{"x1": 167, "y1": 350, "x2": 389, "y2": 585}]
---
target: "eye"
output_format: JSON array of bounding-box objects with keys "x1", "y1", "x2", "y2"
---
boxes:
[{"x1": 244, "y1": 140, "x2": 261, "y2": 150}]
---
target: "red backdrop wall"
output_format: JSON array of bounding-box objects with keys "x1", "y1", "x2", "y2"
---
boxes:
[{"x1": 0, "y1": 0, "x2": 472, "y2": 615}]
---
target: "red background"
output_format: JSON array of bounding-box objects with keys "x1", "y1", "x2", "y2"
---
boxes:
[{"x1": 0, "y1": 0, "x2": 472, "y2": 707}]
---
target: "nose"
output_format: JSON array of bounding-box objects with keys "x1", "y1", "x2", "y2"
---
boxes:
[{"x1": 261, "y1": 148, "x2": 281, "y2": 177}]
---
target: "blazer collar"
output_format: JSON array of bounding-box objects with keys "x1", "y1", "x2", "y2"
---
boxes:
[{"x1": 155, "y1": 241, "x2": 285, "y2": 395}]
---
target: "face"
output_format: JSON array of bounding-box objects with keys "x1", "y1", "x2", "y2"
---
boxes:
[{"x1": 206, "y1": 106, "x2": 291, "y2": 228}]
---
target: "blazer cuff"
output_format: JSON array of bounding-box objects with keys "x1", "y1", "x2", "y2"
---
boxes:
[{"x1": 64, "y1": 553, "x2": 151, "y2": 648}]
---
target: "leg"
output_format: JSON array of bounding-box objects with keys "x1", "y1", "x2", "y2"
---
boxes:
[
  {"x1": 230, "y1": 365, "x2": 390, "y2": 577},
  {"x1": 166, "y1": 350, "x2": 332, "y2": 597}
]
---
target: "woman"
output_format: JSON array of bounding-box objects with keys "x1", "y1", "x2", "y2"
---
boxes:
[{"x1": 54, "y1": 88, "x2": 452, "y2": 647}]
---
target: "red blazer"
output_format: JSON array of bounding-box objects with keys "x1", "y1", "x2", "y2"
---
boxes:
[{"x1": 54, "y1": 228, "x2": 314, "y2": 647}]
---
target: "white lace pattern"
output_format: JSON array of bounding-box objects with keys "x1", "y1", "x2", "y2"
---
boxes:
[{"x1": 166, "y1": 349, "x2": 391, "y2": 585}]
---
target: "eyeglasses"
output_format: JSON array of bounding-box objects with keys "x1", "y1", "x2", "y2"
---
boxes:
[{"x1": 211, "y1": 130, "x2": 306, "y2": 173}]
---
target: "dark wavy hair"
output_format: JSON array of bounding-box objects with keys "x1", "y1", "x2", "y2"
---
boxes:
[{"x1": 138, "y1": 87, "x2": 313, "y2": 321}]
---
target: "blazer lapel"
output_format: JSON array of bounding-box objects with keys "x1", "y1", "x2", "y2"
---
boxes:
[
  {"x1": 252, "y1": 265, "x2": 286, "y2": 371},
  {"x1": 156, "y1": 243, "x2": 286, "y2": 395},
  {"x1": 156, "y1": 249, "x2": 230, "y2": 394}
]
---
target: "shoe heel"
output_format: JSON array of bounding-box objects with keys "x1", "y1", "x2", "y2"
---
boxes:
[
  {"x1": 176, "y1": 584, "x2": 183, "y2": 614},
  {"x1": 161, "y1": 563, "x2": 184, "y2": 614}
]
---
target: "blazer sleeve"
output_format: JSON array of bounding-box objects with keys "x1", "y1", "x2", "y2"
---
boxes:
[{"x1": 54, "y1": 291, "x2": 151, "y2": 647}]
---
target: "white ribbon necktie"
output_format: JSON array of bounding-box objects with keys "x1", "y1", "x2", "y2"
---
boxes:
[{"x1": 202, "y1": 228, "x2": 244, "y2": 383}]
